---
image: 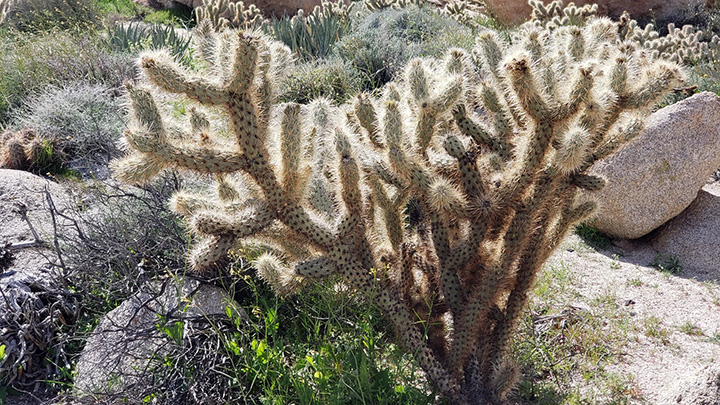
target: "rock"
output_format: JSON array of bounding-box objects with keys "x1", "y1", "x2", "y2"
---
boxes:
[
  {"x1": 666, "y1": 364, "x2": 720, "y2": 404},
  {"x1": 588, "y1": 92, "x2": 720, "y2": 240},
  {"x1": 73, "y1": 278, "x2": 245, "y2": 396},
  {"x1": 483, "y1": 0, "x2": 706, "y2": 26},
  {"x1": 650, "y1": 182, "x2": 720, "y2": 281},
  {"x1": 0, "y1": 169, "x2": 77, "y2": 388}
]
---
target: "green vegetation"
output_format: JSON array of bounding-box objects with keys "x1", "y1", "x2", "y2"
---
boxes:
[{"x1": 1, "y1": 0, "x2": 718, "y2": 404}]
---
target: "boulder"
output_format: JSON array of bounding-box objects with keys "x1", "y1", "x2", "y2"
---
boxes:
[
  {"x1": 484, "y1": 0, "x2": 706, "y2": 26},
  {"x1": 650, "y1": 182, "x2": 720, "y2": 281},
  {"x1": 0, "y1": 169, "x2": 77, "y2": 388},
  {"x1": 73, "y1": 278, "x2": 245, "y2": 396},
  {"x1": 588, "y1": 92, "x2": 720, "y2": 240}
]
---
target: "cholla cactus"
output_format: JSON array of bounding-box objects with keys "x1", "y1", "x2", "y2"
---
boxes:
[
  {"x1": 364, "y1": 0, "x2": 423, "y2": 12},
  {"x1": 114, "y1": 14, "x2": 683, "y2": 403},
  {"x1": 526, "y1": 0, "x2": 597, "y2": 28},
  {"x1": 0, "y1": 128, "x2": 63, "y2": 172},
  {"x1": 195, "y1": 0, "x2": 264, "y2": 31},
  {"x1": 0, "y1": 0, "x2": 13, "y2": 25},
  {"x1": 617, "y1": 12, "x2": 720, "y2": 65}
]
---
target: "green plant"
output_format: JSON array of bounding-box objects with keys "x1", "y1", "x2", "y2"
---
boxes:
[
  {"x1": 113, "y1": 12, "x2": 683, "y2": 403},
  {"x1": 0, "y1": 0, "x2": 100, "y2": 32},
  {"x1": 333, "y1": 6, "x2": 472, "y2": 90},
  {"x1": 574, "y1": 222, "x2": 611, "y2": 250},
  {"x1": 11, "y1": 83, "x2": 125, "y2": 175},
  {"x1": 265, "y1": 0, "x2": 356, "y2": 60},
  {"x1": 679, "y1": 321, "x2": 704, "y2": 336},
  {"x1": 278, "y1": 57, "x2": 361, "y2": 104},
  {"x1": 650, "y1": 254, "x2": 683, "y2": 275},
  {"x1": 104, "y1": 21, "x2": 193, "y2": 65},
  {"x1": 643, "y1": 316, "x2": 671, "y2": 344},
  {"x1": 0, "y1": 31, "x2": 135, "y2": 124}
]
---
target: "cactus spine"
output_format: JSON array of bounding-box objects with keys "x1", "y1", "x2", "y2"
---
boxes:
[{"x1": 115, "y1": 11, "x2": 683, "y2": 403}]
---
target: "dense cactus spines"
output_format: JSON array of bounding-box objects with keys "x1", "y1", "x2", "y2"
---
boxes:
[
  {"x1": 195, "y1": 0, "x2": 264, "y2": 31},
  {"x1": 0, "y1": 128, "x2": 63, "y2": 172},
  {"x1": 115, "y1": 11, "x2": 683, "y2": 403}
]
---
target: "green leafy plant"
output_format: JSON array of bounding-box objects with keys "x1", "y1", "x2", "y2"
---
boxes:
[
  {"x1": 112, "y1": 9, "x2": 683, "y2": 403},
  {"x1": 104, "y1": 21, "x2": 192, "y2": 66},
  {"x1": 265, "y1": 0, "x2": 356, "y2": 60}
]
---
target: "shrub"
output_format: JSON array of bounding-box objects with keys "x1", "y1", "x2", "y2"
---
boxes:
[
  {"x1": 0, "y1": 31, "x2": 136, "y2": 124},
  {"x1": 0, "y1": 0, "x2": 100, "y2": 32},
  {"x1": 278, "y1": 58, "x2": 361, "y2": 104},
  {"x1": 112, "y1": 7, "x2": 683, "y2": 401},
  {"x1": 14, "y1": 83, "x2": 125, "y2": 170},
  {"x1": 332, "y1": 6, "x2": 472, "y2": 90}
]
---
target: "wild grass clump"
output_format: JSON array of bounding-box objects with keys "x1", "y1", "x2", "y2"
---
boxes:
[
  {"x1": 0, "y1": 31, "x2": 135, "y2": 124},
  {"x1": 14, "y1": 83, "x2": 125, "y2": 169},
  {"x1": 332, "y1": 5, "x2": 473, "y2": 89},
  {"x1": 278, "y1": 58, "x2": 362, "y2": 104},
  {"x1": 0, "y1": 0, "x2": 101, "y2": 32},
  {"x1": 125, "y1": 268, "x2": 438, "y2": 404}
]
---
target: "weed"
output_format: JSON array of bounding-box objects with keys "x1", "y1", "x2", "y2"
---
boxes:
[
  {"x1": 574, "y1": 221, "x2": 611, "y2": 250},
  {"x1": 643, "y1": 316, "x2": 672, "y2": 344},
  {"x1": 626, "y1": 278, "x2": 644, "y2": 287},
  {"x1": 678, "y1": 321, "x2": 704, "y2": 336},
  {"x1": 650, "y1": 254, "x2": 683, "y2": 275}
]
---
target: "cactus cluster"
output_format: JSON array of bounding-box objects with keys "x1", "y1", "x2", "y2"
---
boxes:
[
  {"x1": 194, "y1": 0, "x2": 264, "y2": 31},
  {"x1": 526, "y1": 0, "x2": 597, "y2": 28},
  {"x1": 527, "y1": 1, "x2": 720, "y2": 68},
  {"x1": 617, "y1": 13, "x2": 720, "y2": 65},
  {"x1": 363, "y1": 0, "x2": 423, "y2": 12},
  {"x1": 0, "y1": 128, "x2": 64, "y2": 172},
  {"x1": 114, "y1": 12, "x2": 683, "y2": 403}
]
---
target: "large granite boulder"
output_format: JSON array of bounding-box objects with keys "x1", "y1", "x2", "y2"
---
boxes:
[
  {"x1": 588, "y1": 92, "x2": 720, "y2": 240},
  {"x1": 0, "y1": 169, "x2": 76, "y2": 388},
  {"x1": 483, "y1": 0, "x2": 706, "y2": 26},
  {"x1": 73, "y1": 278, "x2": 245, "y2": 397},
  {"x1": 650, "y1": 182, "x2": 720, "y2": 281}
]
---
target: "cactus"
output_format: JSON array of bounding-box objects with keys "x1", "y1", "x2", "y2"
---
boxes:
[
  {"x1": 114, "y1": 13, "x2": 683, "y2": 403},
  {"x1": 0, "y1": 128, "x2": 64, "y2": 172},
  {"x1": 195, "y1": 0, "x2": 264, "y2": 31}
]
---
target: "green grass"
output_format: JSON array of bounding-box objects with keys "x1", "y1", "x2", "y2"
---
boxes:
[
  {"x1": 678, "y1": 321, "x2": 704, "y2": 337},
  {"x1": 574, "y1": 222, "x2": 612, "y2": 250},
  {"x1": 650, "y1": 254, "x2": 683, "y2": 275}
]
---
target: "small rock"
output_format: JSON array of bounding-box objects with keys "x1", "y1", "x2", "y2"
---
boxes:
[
  {"x1": 589, "y1": 92, "x2": 720, "y2": 240},
  {"x1": 650, "y1": 182, "x2": 720, "y2": 282}
]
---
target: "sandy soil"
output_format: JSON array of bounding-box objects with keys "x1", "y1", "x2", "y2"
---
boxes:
[{"x1": 546, "y1": 234, "x2": 720, "y2": 403}]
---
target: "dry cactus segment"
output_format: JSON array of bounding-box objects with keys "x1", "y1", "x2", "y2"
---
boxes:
[{"x1": 115, "y1": 12, "x2": 684, "y2": 403}]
